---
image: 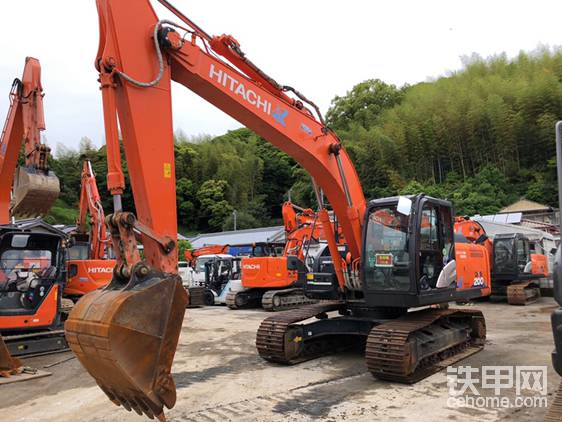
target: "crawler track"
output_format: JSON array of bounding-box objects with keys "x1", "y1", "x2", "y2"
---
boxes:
[
  {"x1": 187, "y1": 287, "x2": 206, "y2": 307},
  {"x1": 256, "y1": 303, "x2": 344, "y2": 364},
  {"x1": 507, "y1": 281, "x2": 541, "y2": 305},
  {"x1": 365, "y1": 308, "x2": 486, "y2": 383},
  {"x1": 3, "y1": 330, "x2": 69, "y2": 358},
  {"x1": 261, "y1": 288, "x2": 317, "y2": 312},
  {"x1": 545, "y1": 381, "x2": 562, "y2": 422}
]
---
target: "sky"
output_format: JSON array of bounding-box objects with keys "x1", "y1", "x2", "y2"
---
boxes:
[{"x1": 1, "y1": 0, "x2": 561, "y2": 155}]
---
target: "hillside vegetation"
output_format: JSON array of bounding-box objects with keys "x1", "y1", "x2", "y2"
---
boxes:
[{"x1": 46, "y1": 48, "x2": 562, "y2": 231}]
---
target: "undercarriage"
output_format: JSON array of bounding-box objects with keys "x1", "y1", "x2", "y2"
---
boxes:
[
  {"x1": 226, "y1": 287, "x2": 317, "y2": 312},
  {"x1": 256, "y1": 302, "x2": 486, "y2": 383},
  {"x1": 492, "y1": 280, "x2": 542, "y2": 305}
]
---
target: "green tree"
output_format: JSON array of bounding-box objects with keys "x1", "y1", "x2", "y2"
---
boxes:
[
  {"x1": 196, "y1": 179, "x2": 233, "y2": 231},
  {"x1": 326, "y1": 79, "x2": 406, "y2": 130},
  {"x1": 177, "y1": 239, "x2": 192, "y2": 261}
]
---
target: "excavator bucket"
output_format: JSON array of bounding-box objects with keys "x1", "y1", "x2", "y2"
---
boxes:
[
  {"x1": 0, "y1": 337, "x2": 23, "y2": 377},
  {"x1": 11, "y1": 166, "x2": 60, "y2": 218},
  {"x1": 65, "y1": 272, "x2": 188, "y2": 420}
]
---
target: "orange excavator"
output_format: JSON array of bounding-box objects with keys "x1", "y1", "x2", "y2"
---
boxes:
[
  {"x1": 455, "y1": 217, "x2": 548, "y2": 305},
  {"x1": 65, "y1": 1, "x2": 491, "y2": 419},
  {"x1": 0, "y1": 57, "x2": 60, "y2": 221},
  {"x1": 184, "y1": 244, "x2": 229, "y2": 264},
  {"x1": 64, "y1": 160, "x2": 115, "y2": 301},
  {"x1": 0, "y1": 58, "x2": 67, "y2": 377},
  {"x1": 227, "y1": 201, "x2": 340, "y2": 311}
]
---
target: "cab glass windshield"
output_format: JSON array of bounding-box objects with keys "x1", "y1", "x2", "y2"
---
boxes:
[{"x1": 363, "y1": 205, "x2": 411, "y2": 291}]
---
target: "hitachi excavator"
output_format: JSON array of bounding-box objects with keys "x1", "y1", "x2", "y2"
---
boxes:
[
  {"x1": 65, "y1": 1, "x2": 490, "y2": 419},
  {"x1": 64, "y1": 160, "x2": 115, "y2": 301},
  {"x1": 0, "y1": 58, "x2": 67, "y2": 377},
  {"x1": 227, "y1": 201, "x2": 340, "y2": 311},
  {"x1": 455, "y1": 217, "x2": 548, "y2": 305}
]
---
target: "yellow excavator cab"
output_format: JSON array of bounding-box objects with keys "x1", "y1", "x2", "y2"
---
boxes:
[{"x1": 11, "y1": 166, "x2": 60, "y2": 218}]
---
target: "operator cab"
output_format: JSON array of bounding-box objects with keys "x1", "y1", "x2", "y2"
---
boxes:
[
  {"x1": 0, "y1": 227, "x2": 65, "y2": 328},
  {"x1": 251, "y1": 242, "x2": 285, "y2": 257},
  {"x1": 492, "y1": 233, "x2": 537, "y2": 280}
]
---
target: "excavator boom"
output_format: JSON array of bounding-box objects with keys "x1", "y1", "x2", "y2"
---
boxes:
[
  {"x1": 65, "y1": 160, "x2": 115, "y2": 298},
  {"x1": 77, "y1": 160, "x2": 109, "y2": 260},
  {"x1": 0, "y1": 57, "x2": 59, "y2": 223},
  {"x1": 66, "y1": 0, "x2": 366, "y2": 419}
]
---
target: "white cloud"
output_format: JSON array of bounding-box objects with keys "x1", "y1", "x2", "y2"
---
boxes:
[{"x1": 1, "y1": 0, "x2": 561, "y2": 153}]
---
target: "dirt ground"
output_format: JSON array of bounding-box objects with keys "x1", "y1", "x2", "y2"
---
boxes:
[{"x1": 1, "y1": 298, "x2": 560, "y2": 421}]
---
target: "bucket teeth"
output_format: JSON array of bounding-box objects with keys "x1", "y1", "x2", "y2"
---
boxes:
[{"x1": 65, "y1": 273, "x2": 187, "y2": 418}]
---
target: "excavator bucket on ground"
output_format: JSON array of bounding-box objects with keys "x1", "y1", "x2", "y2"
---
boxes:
[
  {"x1": 65, "y1": 272, "x2": 188, "y2": 420},
  {"x1": 0, "y1": 337, "x2": 22, "y2": 377},
  {"x1": 11, "y1": 166, "x2": 60, "y2": 218}
]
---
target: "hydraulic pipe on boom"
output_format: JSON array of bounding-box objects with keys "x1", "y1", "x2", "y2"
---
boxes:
[{"x1": 0, "y1": 57, "x2": 60, "y2": 223}]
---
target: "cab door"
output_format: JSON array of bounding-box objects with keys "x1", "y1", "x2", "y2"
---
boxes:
[{"x1": 416, "y1": 199, "x2": 454, "y2": 292}]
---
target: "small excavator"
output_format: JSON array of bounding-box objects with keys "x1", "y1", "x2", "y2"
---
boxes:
[
  {"x1": 64, "y1": 1, "x2": 492, "y2": 419},
  {"x1": 0, "y1": 58, "x2": 67, "y2": 377},
  {"x1": 226, "y1": 201, "x2": 341, "y2": 311},
  {"x1": 64, "y1": 160, "x2": 115, "y2": 301},
  {"x1": 455, "y1": 217, "x2": 549, "y2": 305},
  {"x1": 0, "y1": 223, "x2": 69, "y2": 359}
]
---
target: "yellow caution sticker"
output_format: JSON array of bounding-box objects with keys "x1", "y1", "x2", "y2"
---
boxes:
[
  {"x1": 293, "y1": 336, "x2": 303, "y2": 343},
  {"x1": 163, "y1": 163, "x2": 172, "y2": 178}
]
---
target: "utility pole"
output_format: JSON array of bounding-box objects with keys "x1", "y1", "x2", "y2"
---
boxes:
[{"x1": 233, "y1": 209, "x2": 237, "y2": 231}]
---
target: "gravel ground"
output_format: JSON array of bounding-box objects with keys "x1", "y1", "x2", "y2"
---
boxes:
[{"x1": 1, "y1": 298, "x2": 560, "y2": 421}]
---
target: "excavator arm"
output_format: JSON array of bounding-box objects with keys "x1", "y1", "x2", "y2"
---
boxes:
[
  {"x1": 75, "y1": 160, "x2": 109, "y2": 260},
  {"x1": 184, "y1": 244, "x2": 229, "y2": 265},
  {"x1": 66, "y1": 1, "x2": 366, "y2": 419},
  {"x1": 0, "y1": 57, "x2": 59, "y2": 223}
]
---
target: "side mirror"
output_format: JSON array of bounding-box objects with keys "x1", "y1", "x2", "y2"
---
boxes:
[{"x1": 397, "y1": 196, "x2": 412, "y2": 216}]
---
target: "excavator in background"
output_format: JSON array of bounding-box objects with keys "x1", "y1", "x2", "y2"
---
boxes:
[
  {"x1": 182, "y1": 244, "x2": 230, "y2": 306},
  {"x1": 64, "y1": 160, "x2": 115, "y2": 301},
  {"x1": 226, "y1": 201, "x2": 340, "y2": 311},
  {"x1": 0, "y1": 222, "x2": 69, "y2": 363},
  {"x1": 184, "y1": 244, "x2": 229, "y2": 265},
  {"x1": 455, "y1": 217, "x2": 548, "y2": 305},
  {"x1": 65, "y1": 1, "x2": 491, "y2": 419},
  {"x1": 0, "y1": 58, "x2": 67, "y2": 378},
  {"x1": 0, "y1": 57, "x2": 60, "y2": 222}
]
